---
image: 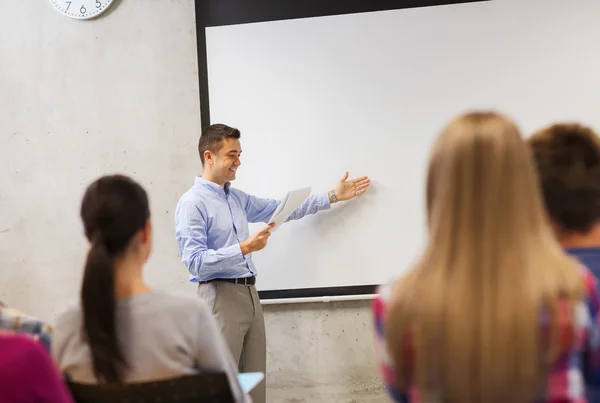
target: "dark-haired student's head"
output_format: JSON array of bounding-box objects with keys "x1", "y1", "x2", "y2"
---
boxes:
[
  {"x1": 81, "y1": 175, "x2": 152, "y2": 264},
  {"x1": 528, "y1": 123, "x2": 600, "y2": 246},
  {"x1": 79, "y1": 174, "x2": 152, "y2": 383},
  {"x1": 198, "y1": 124, "x2": 242, "y2": 186}
]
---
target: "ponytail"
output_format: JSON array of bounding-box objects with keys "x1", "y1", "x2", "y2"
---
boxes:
[
  {"x1": 81, "y1": 236, "x2": 127, "y2": 384},
  {"x1": 79, "y1": 174, "x2": 150, "y2": 383}
]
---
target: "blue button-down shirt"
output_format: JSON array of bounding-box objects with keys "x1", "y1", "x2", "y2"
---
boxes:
[{"x1": 175, "y1": 177, "x2": 330, "y2": 282}]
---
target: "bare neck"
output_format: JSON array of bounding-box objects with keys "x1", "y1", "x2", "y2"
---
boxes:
[
  {"x1": 559, "y1": 224, "x2": 600, "y2": 249},
  {"x1": 113, "y1": 257, "x2": 150, "y2": 299}
]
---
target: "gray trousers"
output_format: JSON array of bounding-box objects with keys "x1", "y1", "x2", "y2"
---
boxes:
[{"x1": 198, "y1": 282, "x2": 266, "y2": 403}]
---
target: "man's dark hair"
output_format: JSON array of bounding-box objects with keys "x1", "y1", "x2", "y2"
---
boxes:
[
  {"x1": 528, "y1": 123, "x2": 600, "y2": 233},
  {"x1": 198, "y1": 124, "x2": 241, "y2": 165}
]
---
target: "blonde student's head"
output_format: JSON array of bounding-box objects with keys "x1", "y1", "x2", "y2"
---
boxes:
[{"x1": 386, "y1": 111, "x2": 583, "y2": 403}]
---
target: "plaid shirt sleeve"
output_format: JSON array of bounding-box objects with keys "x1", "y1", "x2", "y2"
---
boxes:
[
  {"x1": 580, "y1": 267, "x2": 600, "y2": 389},
  {"x1": 0, "y1": 305, "x2": 53, "y2": 351},
  {"x1": 373, "y1": 285, "x2": 411, "y2": 403}
]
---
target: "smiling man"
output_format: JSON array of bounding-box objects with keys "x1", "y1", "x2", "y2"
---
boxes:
[{"x1": 175, "y1": 123, "x2": 369, "y2": 403}]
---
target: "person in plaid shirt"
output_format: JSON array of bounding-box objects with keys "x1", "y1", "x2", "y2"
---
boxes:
[
  {"x1": 372, "y1": 112, "x2": 600, "y2": 403},
  {"x1": 0, "y1": 301, "x2": 52, "y2": 350},
  {"x1": 528, "y1": 122, "x2": 600, "y2": 402}
]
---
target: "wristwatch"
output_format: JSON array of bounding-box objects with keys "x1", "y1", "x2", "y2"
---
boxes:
[{"x1": 328, "y1": 190, "x2": 338, "y2": 204}]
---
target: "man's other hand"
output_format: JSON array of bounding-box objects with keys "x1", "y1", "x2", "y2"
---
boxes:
[{"x1": 240, "y1": 223, "x2": 276, "y2": 255}]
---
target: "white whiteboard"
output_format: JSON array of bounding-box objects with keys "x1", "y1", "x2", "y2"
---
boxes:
[{"x1": 205, "y1": 0, "x2": 600, "y2": 292}]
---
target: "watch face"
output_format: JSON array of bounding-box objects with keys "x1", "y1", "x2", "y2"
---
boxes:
[{"x1": 48, "y1": 0, "x2": 115, "y2": 20}]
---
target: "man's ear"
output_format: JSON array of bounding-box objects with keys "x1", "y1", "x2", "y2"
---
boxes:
[{"x1": 204, "y1": 150, "x2": 213, "y2": 165}]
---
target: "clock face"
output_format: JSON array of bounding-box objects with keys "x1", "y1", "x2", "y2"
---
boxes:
[{"x1": 48, "y1": 0, "x2": 116, "y2": 20}]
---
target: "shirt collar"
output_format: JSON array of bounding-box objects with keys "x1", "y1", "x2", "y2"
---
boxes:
[{"x1": 194, "y1": 176, "x2": 231, "y2": 194}]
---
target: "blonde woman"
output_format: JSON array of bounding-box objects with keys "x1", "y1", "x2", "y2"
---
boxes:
[{"x1": 372, "y1": 112, "x2": 600, "y2": 403}]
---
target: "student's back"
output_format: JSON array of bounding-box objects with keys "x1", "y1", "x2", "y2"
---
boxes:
[
  {"x1": 373, "y1": 112, "x2": 600, "y2": 403},
  {"x1": 528, "y1": 122, "x2": 600, "y2": 401},
  {"x1": 374, "y1": 267, "x2": 600, "y2": 402},
  {"x1": 53, "y1": 289, "x2": 237, "y2": 384},
  {"x1": 51, "y1": 175, "x2": 248, "y2": 402}
]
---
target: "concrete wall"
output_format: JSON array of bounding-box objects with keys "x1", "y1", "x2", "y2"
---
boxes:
[
  {"x1": 265, "y1": 301, "x2": 385, "y2": 402},
  {"x1": 0, "y1": 1, "x2": 385, "y2": 401}
]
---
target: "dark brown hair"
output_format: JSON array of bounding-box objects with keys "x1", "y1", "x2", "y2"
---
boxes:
[
  {"x1": 528, "y1": 123, "x2": 600, "y2": 233},
  {"x1": 79, "y1": 174, "x2": 150, "y2": 383},
  {"x1": 198, "y1": 124, "x2": 241, "y2": 165}
]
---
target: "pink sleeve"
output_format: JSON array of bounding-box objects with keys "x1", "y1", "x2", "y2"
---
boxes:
[{"x1": 26, "y1": 338, "x2": 75, "y2": 403}]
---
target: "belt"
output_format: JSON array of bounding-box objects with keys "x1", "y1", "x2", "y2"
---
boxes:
[{"x1": 198, "y1": 276, "x2": 256, "y2": 286}]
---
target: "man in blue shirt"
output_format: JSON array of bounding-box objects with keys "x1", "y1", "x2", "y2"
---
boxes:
[
  {"x1": 175, "y1": 124, "x2": 370, "y2": 403},
  {"x1": 528, "y1": 122, "x2": 600, "y2": 401}
]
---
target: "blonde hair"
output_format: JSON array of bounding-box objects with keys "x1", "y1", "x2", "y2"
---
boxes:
[{"x1": 385, "y1": 112, "x2": 584, "y2": 403}]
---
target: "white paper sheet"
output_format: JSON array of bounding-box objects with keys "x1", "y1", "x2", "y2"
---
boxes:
[
  {"x1": 268, "y1": 186, "x2": 312, "y2": 232},
  {"x1": 237, "y1": 372, "x2": 264, "y2": 392}
]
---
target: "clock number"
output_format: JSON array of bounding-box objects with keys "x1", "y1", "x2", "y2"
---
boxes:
[
  {"x1": 80, "y1": 5, "x2": 86, "y2": 14},
  {"x1": 96, "y1": 0, "x2": 102, "y2": 8},
  {"x1": 65, "y1": 1, "x2": 71, "y2": 10}
]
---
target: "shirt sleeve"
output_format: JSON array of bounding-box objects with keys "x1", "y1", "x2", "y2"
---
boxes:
[
  {"x1": 193, "y1": 301, "x2": 252, "y2": 403},
  {"x1": 372, "y1": 286, "x2": 410, "y2": 403},
  {"x1": 25, "y1": 337, "x2": 75, "y2": 403},
  {"x1": 581, "y1": 267, "x2": 600, "y2": 389},
  {"x1": 242, "y1": 192, "x2": 331, "y2": 224},
  {"x1": 0, "y1": 307, "x2": 53, "y2": 351},
  {"x1": 175, "y1": 200, "x2": 247, "y2": 278}
]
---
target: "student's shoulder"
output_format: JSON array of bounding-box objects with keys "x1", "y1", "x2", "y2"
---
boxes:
[
  {"x1": 373, "y1": 283, "x2": 394, "y2": 320},
  {"x1": 50, "y1": 301, "x2": 82, "y2": 355},
  {"x1": 54, "y1": 300, "x2": 83, "y2": 327},
  {"x1": 578, "y1": 264, "x2": 600, "y2": 296},
  {"x1": 374, "y1": 273, "x2": 413, "y2": 309},
  {"x1": 373, "y1": 271, "x2": 418, "y2": 319},
  {"x1": 0, "y1": 304, "x2": 49, "y2": 331}
]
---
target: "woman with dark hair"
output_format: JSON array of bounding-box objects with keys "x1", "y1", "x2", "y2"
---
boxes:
[{"x1": 51, "y1": 175, "x2": 248, "y2": 402}]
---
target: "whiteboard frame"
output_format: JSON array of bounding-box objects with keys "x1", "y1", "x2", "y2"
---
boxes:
[{"x1": 193, "y1": 0, "x2": 488, "y2": 300}]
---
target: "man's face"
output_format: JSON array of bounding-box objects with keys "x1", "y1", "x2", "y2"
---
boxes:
[{"x1": 208, "y1": 138, "x2": 242, "y2": 184}]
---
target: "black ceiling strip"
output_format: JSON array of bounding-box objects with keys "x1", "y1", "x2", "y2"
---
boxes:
[{"x1": 196, "y1": 0, "x2": 490, "y2": 28}]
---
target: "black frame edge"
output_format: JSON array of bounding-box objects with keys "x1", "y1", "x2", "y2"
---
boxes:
[
  {"x1": 258, "y1": 285, "x2": 379, "y2": 300},
  {"x1": 194, "y1": 2, "x2": 211, "y2": 129},
  {"x1": 193, "y1": 0, "x2": 491, "y2": 297},
  {"x1": 197, "y1": 0, "x2": 489, "y2": 27}
]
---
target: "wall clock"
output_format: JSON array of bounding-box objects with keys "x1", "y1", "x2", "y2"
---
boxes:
[{"x1": 48, "y1": 0, "x2": 116, "y2": 20}]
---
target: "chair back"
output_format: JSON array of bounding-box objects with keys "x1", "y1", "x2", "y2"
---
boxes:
[{"x1": 66, "y1": 372, "x2": 235, "y2": 403}]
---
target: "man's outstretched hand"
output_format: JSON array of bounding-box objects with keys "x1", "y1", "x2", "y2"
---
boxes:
[{"x1": 333, "y1": 172, "x2": 370, "y2": 202}]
